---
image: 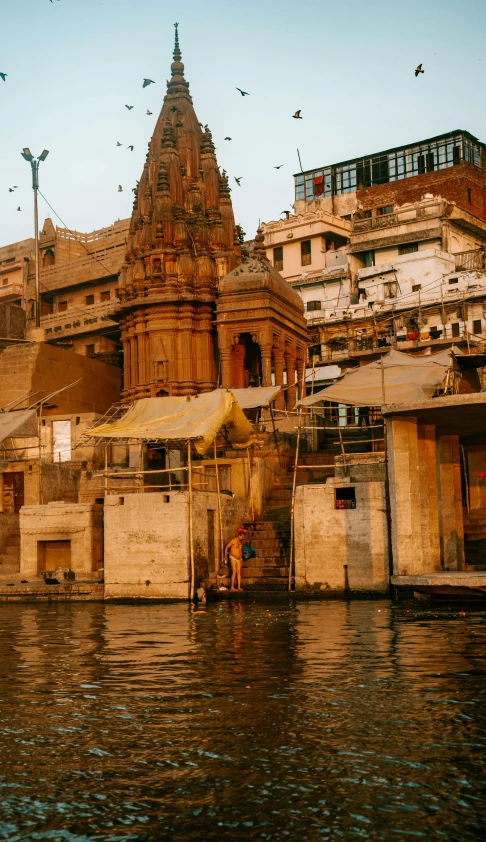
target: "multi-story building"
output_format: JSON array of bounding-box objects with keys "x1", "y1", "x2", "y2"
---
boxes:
[
  {"x1": 0, "y1": 235, "x2": 35, "y2": 307},
  {"x1": 262, "y1": 129, "x2": 486, "y2": 366}
]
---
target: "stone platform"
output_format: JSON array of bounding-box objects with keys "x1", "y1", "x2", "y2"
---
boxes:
[
  {"x1": 392, "y1": 571, "x2": 486, "y2": 598},
  {"x1": 0, "y1": 579, "x2": 104, "y2": 602}
]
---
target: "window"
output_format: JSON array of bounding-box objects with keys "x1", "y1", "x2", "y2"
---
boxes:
[
  {"x1": 384, "y1": 281, "x2": 398, "y2": 299},
  {"x1": 412, "y1": 284, "x2": 421, "y2": 292},
  {"x1": 58, "y1": 301, "x2": 67, "y2": 312},
  {"x1": 85, "y1": 344, "x2": 95, "y2": 356},
  {"x1": 364, "y1": 250, "x2": 375, "y2": 267},
  {"x1": 398, "y1": 243, "x2": 418, "y2": 255},
  {"x1": 274, "y1": 246, "x2": 283, "y2": 272},
  {"x1": 86, "y1": 294, "x2": 95, "y2": 305},
  {"x1": 307, "y1": 300, "x2": 322, "y2": 312},
  {"x1": 448, "y1": 277, "x2": 458, "y2": 285},
  {"x1": 452, "y1": 322, "x2": 460, "y2": 337},
  {"x1": 341, "y1": 214, "x2": 351, "y2": 221},
  {"x1": 301, "y1": 240, "x2": 311, "y2": 266},
  {"x1": 473, "y1": 319, "x2": 482, "y2": 334},
  {"x1": 467, "y1": 187, "x2": 473, "y2": 204},
  {"x1": 100, "y1": 290, "x2": 111, "y2": 302},
  {"x1": 363, "y1": 209, "x2": 372, "y2": 218},
  {"x1": 335, "y1": 486, "x2": 356, "y2": 510},
  {"x1": 377, "y1": 205, "x2": 393, "y2": 216},
  {"x1": 52, "y1": 420, "x2": 71, "y2": 463},
  {"x1": 2, "y1": 278, "x2": 8, "y2": 286}
]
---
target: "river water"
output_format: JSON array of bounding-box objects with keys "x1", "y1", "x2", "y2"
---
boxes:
[{"x1": 1, "y1": 599, "x2": 486, "y2": 841}]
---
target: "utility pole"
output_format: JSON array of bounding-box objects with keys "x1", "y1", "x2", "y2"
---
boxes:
[{"x1": 21, "y1": 148, "x2": 49, "y2": 328}]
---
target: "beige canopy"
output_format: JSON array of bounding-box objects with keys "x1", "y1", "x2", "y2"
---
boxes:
[
  {"x1": 229, "y1": 386, "x2": 281, "y2": 409},
  {"x1": 0, "y1": 409, "x2": 38, "y2": 445},
  {"x1": 299, "y1": 349, "x2": 456, "y2": 408},
  {"x1": 85, "y1": 390, "x2": 256, "y2": 455}
]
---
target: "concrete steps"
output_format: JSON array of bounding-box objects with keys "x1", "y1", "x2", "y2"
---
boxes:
[{"x1": 242, "y1": 519, "x2": 290, "y2": 591}]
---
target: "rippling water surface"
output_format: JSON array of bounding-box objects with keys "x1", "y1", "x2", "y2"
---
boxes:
[{"x1": 1, "y1": 599, "x2": 486, "y2": 841}]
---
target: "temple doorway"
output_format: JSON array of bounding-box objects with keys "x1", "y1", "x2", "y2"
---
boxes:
[{"x1": 230, "y1": 334, "x2": 262, "y2": 388}]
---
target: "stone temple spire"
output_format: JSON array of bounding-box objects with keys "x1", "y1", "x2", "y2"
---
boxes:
[{"x1": 116, "y1": 26, "x2": 242, "y2": 400}]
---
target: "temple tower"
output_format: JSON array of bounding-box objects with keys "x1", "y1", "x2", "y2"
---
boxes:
[{"x1": 117, "y1": 24, "x2": 241, "y2": 399}]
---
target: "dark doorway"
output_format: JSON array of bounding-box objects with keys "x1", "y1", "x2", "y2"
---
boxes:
[
  {"x1": 2, "y1": 472, "x2": 24, "y2": 514},
  {"x1": 230, "y1": 333, "x2": 262, "y2": 388}
]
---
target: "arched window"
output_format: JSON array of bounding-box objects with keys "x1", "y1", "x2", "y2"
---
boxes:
[{"x1": 43, "y1": 249, "x2": 55, "y2": 267}]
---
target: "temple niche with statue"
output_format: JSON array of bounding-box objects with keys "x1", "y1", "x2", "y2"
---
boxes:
[{"x1": 115, "y1": 26, "x2": 307, "y2": 407}]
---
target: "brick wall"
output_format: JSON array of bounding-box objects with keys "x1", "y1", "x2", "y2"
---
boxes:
[
  {"x1": 357, "y1": 162, "x2": 486, "y2": 221},
  {"x1": 0, "y1": 304, "x2": 26, "y2": 354}
]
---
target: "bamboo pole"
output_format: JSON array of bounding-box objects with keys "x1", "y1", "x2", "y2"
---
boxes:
[
  {"x1": 187, "y1": 440, "x2": 195, "y2": 601},
  {"x1": 214, "y1": 440, "x2": 224, "y2": 568},
  {"x1": 270, "y1": 405, "x2": 282, "y2": 469},
  {"x1": 104, "y1": 442, "x2": 108, "y2": 497},
  {"x1": 288, "y1": 407, "x2": 303, "y2": 591}
]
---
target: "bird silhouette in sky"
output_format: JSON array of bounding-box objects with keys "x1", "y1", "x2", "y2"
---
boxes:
[
  {"x1": 125, "y1": 104, "x2": 134, "y2": 110},
  {"x1": 292, "y1": 110, "x2": 302, "y2": 119},
  {"x1": 16, "y1": 206, "x2": 21, "y2": 211},
  {"x1": 127, "y1": 145, "x2": 134, "y2": 151},
  {"x1": 118, "y1": 185, "x2": 123, "y2": 192},
  {"x1": 281, "y1": 211, "x2": 291, "y2": 218},
  {"x1": 225, "y1": 137, "x2": 232, "y2": 141},
  {"x1": 143, "y1": 78, "x2": 155, "y2": 88},
  {"x1": 8, "y1": 188, "x2": 15, "y2": 192},
  {"x1": 116, "y1": 141, "x2": 122, "y2": 146},
  {"x1": 415, "y1": 64, "x2": 424, "y2": 76},
  {"x1": 274, "y1": 164, "x2": 284, "y2": 169},
  {"x1": 234, "y1": 177, "x2": 242, "y2": 186},
  {"x1": 0, "y1": 73, "x2": 7, "y2": 81},
  {"x1": 146, "y1": 109, "x2": 153, "y2": 115},
  {"x1": 236, "y1": 88, "x2": 249, "y2": 96}
]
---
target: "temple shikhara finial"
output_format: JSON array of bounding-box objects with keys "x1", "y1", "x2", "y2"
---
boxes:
[{"x1": 116, "y1": 25, "x2": 242, "y2": 399}]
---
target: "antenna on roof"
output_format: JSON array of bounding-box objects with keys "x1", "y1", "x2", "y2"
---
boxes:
[{"x1": 297, "y1": 148, "x2": 304, "y2": 173}]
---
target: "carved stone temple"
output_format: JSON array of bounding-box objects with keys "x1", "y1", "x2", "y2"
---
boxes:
[{"x1": 116, "y1": 25, "x2": 307, "y2": 405}]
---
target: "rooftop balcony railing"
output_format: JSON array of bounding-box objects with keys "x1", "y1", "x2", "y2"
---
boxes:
[{"x1": 41, "y1": 299, "x2": 119, "y2": 339}]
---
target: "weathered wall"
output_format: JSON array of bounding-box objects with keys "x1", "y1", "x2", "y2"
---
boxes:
[
  {"x1": 335, "y1": 453, "x2": 387, "y2": 483},
  {"x1": 294, "y1": 478, "x2": 389, "y2": 593},
  {"x1": 0, "y1": 342, "x2": 121, "y2": 414},
  {"x1": 20, "y1": 502, "x2": 103, "y2": 579}
]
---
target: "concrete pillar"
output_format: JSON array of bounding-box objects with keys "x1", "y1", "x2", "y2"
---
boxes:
[
  {"x1": 274, "y1": 347, "x2": 285, "y2": 410},
  {"x1": 296, "y1": 357, "x2": 305, "y2": 401},
  {"x1": 386, "y1": 416, "x2": 424, "y2": 576},
  {"x1": 417, "y1": 424, "x2": 441, "y2": 572},
  {"x1": 285, "y1": 352, "x2": 297, "y2": 410},
  {"x1": 260, "y1": 344, "x2": 272, "y2": 387},
  {"x1": 220, "y1": 348, "x2": 231, "y2": 388},
  {"x1": 438, "y1": 435, "x2": 465, "y2": 570}
]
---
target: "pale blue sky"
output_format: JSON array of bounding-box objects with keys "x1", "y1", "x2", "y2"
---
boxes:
[{"x1": 1, "y1": 0, "x2": 486, "y2": 245}]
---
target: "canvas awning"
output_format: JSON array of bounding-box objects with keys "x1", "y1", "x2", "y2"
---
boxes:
[
  {"x1": 85, "y1": 390, "x2": 256, "y2": 455},
  {"x1": 0, "y1": 409, "x2": 38, "y2": 445},
  {"x1": 229, "y1": 386, "x2": 281, "y2": 409},
  {"x1": 298, "y1": 349, "x2": 457, "y2": 408}
]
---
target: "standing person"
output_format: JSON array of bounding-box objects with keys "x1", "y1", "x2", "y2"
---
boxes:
[{"x1": 224, "y1": 527, "x2": 246, "y2": 592}]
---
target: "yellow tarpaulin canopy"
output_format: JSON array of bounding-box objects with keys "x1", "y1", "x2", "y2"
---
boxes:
[
  {"x1": 229, "y1": 386, "x2": 281, "y2": 409},
  {"x1": 85, "y1": 390, "x2": 256, "y2": 455},
  {"x1": 298, "y1": 349, "x2": 458, "y2": 408}
]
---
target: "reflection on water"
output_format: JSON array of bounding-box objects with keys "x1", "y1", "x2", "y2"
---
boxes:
[{"x1": 1, "y1": 599, "x2": 486, "y2": 841}]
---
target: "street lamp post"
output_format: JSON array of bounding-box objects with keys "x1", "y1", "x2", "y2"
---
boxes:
[{"x1": 21, "y1": 148, "x2": 49, "y2": 329}]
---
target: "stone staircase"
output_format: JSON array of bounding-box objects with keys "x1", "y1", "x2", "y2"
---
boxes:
[
  {"x1": 241, "y1": 520, "x2": 290, "y2": 590},
  {"x1": 464, "y1": 509, "x2": 486, "y2": 569},
  {"x1": 0, "y1": 532, "x2": 21, "y2": 580}
]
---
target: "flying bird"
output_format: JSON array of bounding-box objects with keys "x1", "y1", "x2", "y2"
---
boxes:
[
  {"x1": 116, "y1": 141, "x2": 122, "y2": 147},
  {"x1": 234, "y1": 177, "x2": 242, "y2": 186},
  {"x1": 127, "y1": 145, "x2": 134, "y2": 151},
  {"x1": 274, "y1": 164, "x2": 284, "y2": 169},
  {"x1": 125, "y1": 105, "x2": 134, "y2": 110},
  {"x1": 236, "y1": 88, "x2": 249, "y2": 96},
  {"x1": 146, "y1": 109, "x2": 153, "y2": 115},
  {"x1": 415, "y1": 64, "x2": 424, "y2": 76},
  {"x1": 118, "y1": 185, "x2": 123, "y2": 192},
  {"x1": 8, "y1": 188, "x2": 15, "y2": 192},
  {"x1": 292, "y1": 110, "x2": 302, "y2": 119},
  {"x1": 0, "y1": 73, "x2": 7, "y2": 82},
  {"x1": 224, "y1": 137, "x2": 232, "y2": 141},
  {"x1": 281, "y1": 211, "x2": 291, "y2": 218},
  {"x1": 16, "y1": 206, "x2": 21, "y2": 211},
  {"x1": 143, "y1": 78, "x2": 155, "y2": 88}
]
